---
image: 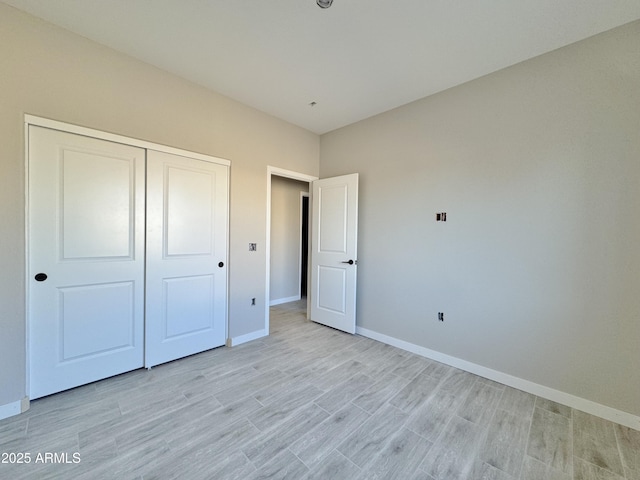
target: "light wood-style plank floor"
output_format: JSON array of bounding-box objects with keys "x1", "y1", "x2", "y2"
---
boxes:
[{"x1": 1, "y1": 300, "x2": 638, "y2": 479}]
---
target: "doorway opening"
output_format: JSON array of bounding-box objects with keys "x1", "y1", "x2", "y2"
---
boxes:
[
  {"x1": 265, "y1": 167, "x2": 317, "y2": 335},
  {"x1": 300, "y1": 194, "x2": 309, "y2": 298}
]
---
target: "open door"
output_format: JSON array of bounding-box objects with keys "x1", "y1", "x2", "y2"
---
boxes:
[{"x1": 310, "y1": 173, "x2": 359, "y2": 334}]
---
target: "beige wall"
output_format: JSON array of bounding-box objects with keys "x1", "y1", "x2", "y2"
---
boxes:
[
  {"x1": 320, "y1": 21, "x2": 640, "y2": 417},
  {"x1": 270, "y1": 177, "x2": 309, "y2": 304},
  {"x1": 0, "y1": 4, "x2": 319, "y2": 408}
]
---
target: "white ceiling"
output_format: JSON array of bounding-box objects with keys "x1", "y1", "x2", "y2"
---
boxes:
[{"x1": 4, "y1": 0, "x2": 640, "y2": 134}]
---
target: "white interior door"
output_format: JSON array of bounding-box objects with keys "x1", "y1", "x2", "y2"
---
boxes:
[
  {"x1": 28, "y1": 126, "x2": 145, "y2": 399},
  {"x1": 145, "y1": 150, "x2": 228, "y2": 367},
  {"x1": 310, "y1": 173, "x2": 359, "y2": 333}
]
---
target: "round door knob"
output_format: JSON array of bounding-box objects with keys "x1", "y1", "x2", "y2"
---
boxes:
[
  {"x1": 218, "y1": 262, "x2": 224, "y2": 268},
  {"x1": 35, "y1": 273, "x2": 48, "y2": 282}
]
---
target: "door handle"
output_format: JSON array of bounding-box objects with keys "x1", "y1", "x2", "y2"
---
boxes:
[
  {"x1": 35, "y1": 273, "x2": 48, "y2": 282},
  {"x1": 341, "y1": 260, "x2": 356, "y2": 265},
  {"x1": 218, "y1": 262, "x2": 224, "y2": 268}
]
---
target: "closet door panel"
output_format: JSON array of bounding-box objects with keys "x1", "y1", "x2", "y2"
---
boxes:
[
  {"x1": 145, "y1": 150, "x2": 228, "y2": 367},
  {"x1": 28, "y1": 126, "x2": 145, "y2": 399}
]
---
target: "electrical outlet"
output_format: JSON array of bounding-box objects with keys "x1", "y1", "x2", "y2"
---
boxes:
[{"x1": 249, "y1": 243, "x2": 257, "y2": 251}]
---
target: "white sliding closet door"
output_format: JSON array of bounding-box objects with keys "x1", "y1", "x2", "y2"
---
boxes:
[
  {"x1": 145, "y1": 150, "x2": 228, "y2": 367},
  {"x1": 28, "y1": 120, "x2": 230, "y2": 399},
  {"x1": 29, "y1": 126, "x2": 146, "y2": 399}
]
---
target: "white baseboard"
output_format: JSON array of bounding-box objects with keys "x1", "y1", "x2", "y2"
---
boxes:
[
  {"x1": 228, "y1": 328, "x2": 268, "y2": 347},
  {"x1": 356, "y1": 326, "x2": 640, "y2": 431},
  {"x1": 0, "y1": 398, "x2": 27, "y2": 420},
  {"x1": 269, "y1": 296, "x2": 300, "y2": 306}
]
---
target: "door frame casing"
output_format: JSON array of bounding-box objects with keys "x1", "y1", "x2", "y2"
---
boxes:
[
  {"x1": 265, "y1": 166, "x2": 318, "y2": 334},
  {"x1": 24, "y1": 114, "x2": 230, "y2": 401}
]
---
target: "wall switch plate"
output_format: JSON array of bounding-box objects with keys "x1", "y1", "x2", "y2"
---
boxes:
[
  {"x1": 436, "y1": 213, "x2": 447, "y2": 222},
  {"x1": 438, "y1": 312, "x2": 444, "y2": 321},
  {"x1": 249, "y1": 243, "x2": 257, "y2": 251}
]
